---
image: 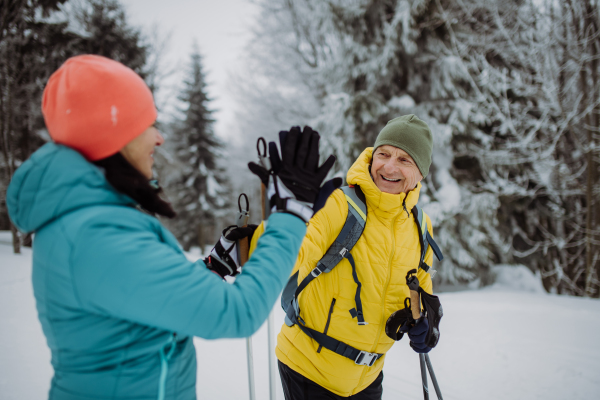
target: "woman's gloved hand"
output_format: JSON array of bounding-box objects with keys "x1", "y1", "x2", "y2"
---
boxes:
[
  {"x1": 204, "y1": 224, "x2": 258, "y2": 279},
  {"x1": 408, "y1": 316, "x2": 432, "y2": 354}
]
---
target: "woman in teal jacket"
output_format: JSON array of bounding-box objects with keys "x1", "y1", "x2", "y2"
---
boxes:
[{"x1": 6, "y1": 55, "x2": 337, "y2": 400}]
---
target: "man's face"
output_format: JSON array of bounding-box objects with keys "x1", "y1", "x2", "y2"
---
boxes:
[{"x1": 370, "y1": 145, "x2": 423, "y2": 195}]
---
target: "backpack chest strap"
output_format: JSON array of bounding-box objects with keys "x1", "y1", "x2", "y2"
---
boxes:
[{"x1": 295, "y1": 322, "x2": 383, "y2": 366}]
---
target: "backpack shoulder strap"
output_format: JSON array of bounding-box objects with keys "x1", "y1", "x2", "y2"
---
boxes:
[
  {"x1": 342, "y1": 185, "x2": 367, "y2": 222},
  {"x1": 411, "y1": 205, "x2": 443, "y2": 278},
  {"x1": 312, "y1": 185, "x2": 366, "y2": 275},
  {"x1": 282, "y1": 185, "x2": 368, "y2": 326}
]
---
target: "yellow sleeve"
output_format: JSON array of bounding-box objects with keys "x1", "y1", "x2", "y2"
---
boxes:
[
  {"x1": 248, "y1": 221, "x2": 265, "y2": 257},
  {"x1": 416, "y1": 213, "x2": 435, "y2": 295},
  {"x1": 249, "y1": 189, "x2": 348, "y2": 281}
]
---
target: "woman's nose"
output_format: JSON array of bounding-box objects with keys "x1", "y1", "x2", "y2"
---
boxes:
[{"x1": 156, "y1": 131, "x2": 165, "y2": 146}]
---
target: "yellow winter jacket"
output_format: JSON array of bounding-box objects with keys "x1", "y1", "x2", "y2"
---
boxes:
[{"x1": 250, "y1": 147, "x2": 435, "y2": 397}]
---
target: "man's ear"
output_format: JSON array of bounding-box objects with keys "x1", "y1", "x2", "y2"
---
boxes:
[{"x1": 414, "y1": 173, "x2": 424, "y2": 189}]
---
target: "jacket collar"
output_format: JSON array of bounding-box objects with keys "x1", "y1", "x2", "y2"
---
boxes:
[
  {"x1": 346, "y1": 147, "x2": 421, "y2": 220},
  {"x1": 6, "y1": 143, "x2": 135, "y2": 233}
]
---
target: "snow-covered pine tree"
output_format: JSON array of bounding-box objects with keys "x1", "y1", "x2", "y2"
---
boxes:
[
  {"x1": 434, "y1": 0, "x2": 600, "y2": 295},
  {"x1": 0, "y1": 0, "x2": 154, "y2": 253},
  {"x1": 240, "y1": 0, "x2": 600, "y2": 295},
  {"x1": 241, "y1": 0, "x2": 496, "y2": 285},
  {"x1": 158, "y1": 46, "x2": 230, "y2": 251}
]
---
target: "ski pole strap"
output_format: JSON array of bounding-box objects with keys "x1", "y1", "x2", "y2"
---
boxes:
[{"x1": 295, "y1": 322, "x2": 383, "y2": 366}]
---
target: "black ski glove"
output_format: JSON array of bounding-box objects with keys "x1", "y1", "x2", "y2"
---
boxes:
[
  {"x1": 248, "y1": 126, "x2": 342, "y2": 222},
  {"x1": 205, "y1": 224, "x2": 258, "y2": 279},
  {"x1": 385, "y1": 298, "x2": 411, "y2": 341}
]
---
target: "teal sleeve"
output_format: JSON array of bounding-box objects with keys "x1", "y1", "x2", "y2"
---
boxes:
[{"x1": 71, "y1": 213, "x2": 306, "y2": 339}]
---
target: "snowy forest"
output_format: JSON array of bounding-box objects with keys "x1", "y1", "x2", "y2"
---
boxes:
[
  {"x1": 1, "y1": 0, "x2": 599, "y2": 298},
  {"x1": 0, "y1": 0, "x2": 229, "y2": 252}
]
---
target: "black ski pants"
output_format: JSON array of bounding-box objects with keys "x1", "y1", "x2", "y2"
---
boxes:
[{"x1": 278, "y1": 360, "x2": 383, "y2": 400}]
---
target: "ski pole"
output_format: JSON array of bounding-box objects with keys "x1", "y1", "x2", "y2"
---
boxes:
[
  {"x1": 407, "y1": 270, "x2": 430, "y2": 400},
  {"x1": 257, "y1": 138, "x2": 277, "y2": 400},
  {"x1": 406, "y1": 270, "x2": 428, "y2": 399},
  {"x1": 236, "y1": 194, "x2": 255, "y2": 400},
  {"x1": 236, "y1": 193, "x2": 250, "y2": 264},
  {"x1": 246, "y1": 337, "x2": 256, "y2": 400},
  {"x1": 405, "y1": 270, "x2": 443, "y2": 400},
  {"x1": 419, "y1": 353, "x2": 429, "y2": 400},
  {"x1": 424, "y1": 354, "x2": 443, "y2": 400}
]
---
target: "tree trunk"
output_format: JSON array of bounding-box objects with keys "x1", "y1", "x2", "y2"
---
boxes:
[
  {"x1": 584, "y1": 0, "x2": 599, "y2": 297},
  {"x1": 1, "y1": 43, "x2": 19, "y2": 254},
  {"x1": 22, "y1": 232, "x2": 32, "y2": 247},
  {"x1": 10, "y1": 222, "x2": 20, "y2": 254}
]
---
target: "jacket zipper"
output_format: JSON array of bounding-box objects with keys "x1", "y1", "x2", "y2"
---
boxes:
[
  {"x1": 158, "y1": 333, "x2": 177, "y2": 400},
  {"x1": 356, "y1": 213, "x2": 399, "y2": 389},
  {"x1": 317, "y1": 298, "x2": 336, "y2": 353}
]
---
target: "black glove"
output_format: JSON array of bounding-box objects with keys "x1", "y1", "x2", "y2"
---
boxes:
[
  {"x1": 408, "y1": 317, "x2": 432, "y2": 354},
  {"x1": 248, "y1": 126, "x2": 342, "y2": 222},
  {"x1": 205, "y1": 224, "x2": 258, "y2": 279}
]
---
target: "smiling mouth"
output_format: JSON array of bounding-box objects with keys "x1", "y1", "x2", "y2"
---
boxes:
[{"x1": 381, "y1": 175, "x2": 401, "y2": 182}]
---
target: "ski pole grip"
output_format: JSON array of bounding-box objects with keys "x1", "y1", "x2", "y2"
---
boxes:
[
  {"x1": 256, "y1": 137, "x2": 271, "y2": 221},
  {"x1": 238, "y1": 236, "x2": 249, "y2": 266},
  {"x1": 237, "y1": 193, "x2": 250, "y2": 266},
  {"x1": 406, "y1": 269, "x2": 421, "y2": 320},
  {"x1": 410, "y1": 289, "x2": 421, "y2": 320},
  {"x1": 261, "y1": 183, "x2": 270, "y2": 220}
]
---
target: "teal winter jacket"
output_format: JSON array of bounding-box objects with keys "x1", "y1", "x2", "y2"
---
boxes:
[{"x1": 6, "y1": 143, "x2": 306, "y2": 400}]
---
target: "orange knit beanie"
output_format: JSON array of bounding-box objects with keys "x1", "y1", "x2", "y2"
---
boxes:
[{"x1": 42, "y1": 55, "x2": 157, "y2": 161}]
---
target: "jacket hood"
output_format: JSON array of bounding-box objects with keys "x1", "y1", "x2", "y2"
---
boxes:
[
  {"x1": 346, "y1": 147, "x2": 421, "y2": 219},
  {"x1": 7, "y1": 143, "x2": 135, "y2": 233}
]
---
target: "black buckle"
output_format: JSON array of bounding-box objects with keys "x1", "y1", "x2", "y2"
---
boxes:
[{"x1": 310, "y1": 267, "x2": 322, "y2": 278}]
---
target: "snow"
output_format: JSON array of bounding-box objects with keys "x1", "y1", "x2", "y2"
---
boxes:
[
  {"x1": 388, "y1": 95, "x2": 416, "y2": 110},
  {"x1": 1, "y1": 232, "x2": 599, "y2": 399},
  {"x1": 489, "y1": 264, "x2": 546, "y2": 294},
  {"x1": 0, "y1": 235, "x2": 52, "y2": 399}
]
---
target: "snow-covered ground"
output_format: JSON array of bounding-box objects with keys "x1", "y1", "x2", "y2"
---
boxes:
[{"x1": 1, "y1": 232, "x2": 599, "y2": 399}]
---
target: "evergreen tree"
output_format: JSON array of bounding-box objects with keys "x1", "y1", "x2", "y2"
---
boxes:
[
  {"x1": 72, "y1": 0, "x2": 149, "y2": 79},
  {"x1": 241, "y1": 0, "x2": 496, "y2": 284},
  {"x1": 159, "y1": 46, "x2": 229, "y2": 251},
  {"x1": 240, "y1": 0, "x2": 600, "y2": 295},
  {"x1": 1, "y1": 0, "x2": 71, "y2": 252},
  {"x1": 0, "y1": 0, "x2": 154, "y2": 253}
]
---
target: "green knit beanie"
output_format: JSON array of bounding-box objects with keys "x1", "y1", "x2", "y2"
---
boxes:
[{"x1": 373, "y1": 114, "x2": 433, "y2": 178}]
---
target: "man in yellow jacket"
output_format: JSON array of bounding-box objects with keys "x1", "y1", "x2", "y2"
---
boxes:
[{"x1": 276, "y1": 115, "x2": 439, "y2": 399}]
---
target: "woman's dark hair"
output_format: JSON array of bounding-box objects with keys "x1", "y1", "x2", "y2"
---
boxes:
[{"x1": 93, "y1": 153, "x2": 176, "y2": 218}]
